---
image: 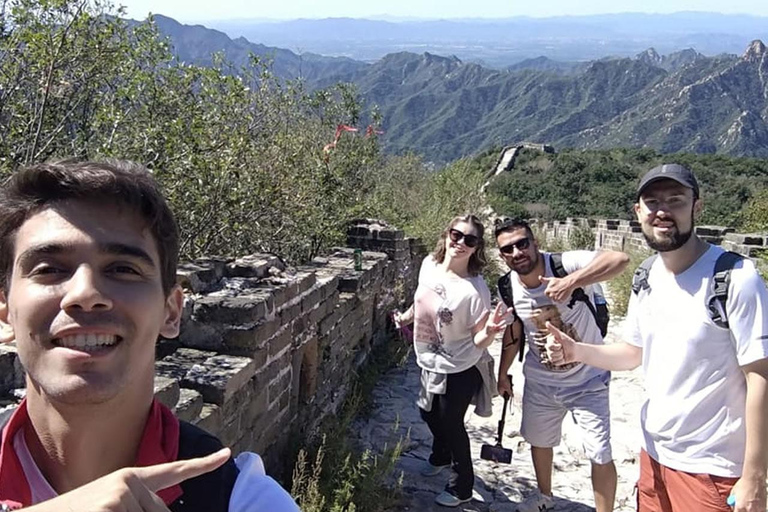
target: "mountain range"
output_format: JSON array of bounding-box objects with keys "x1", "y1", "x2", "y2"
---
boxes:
[{"x1": 152, "y1": 15, "x2": 768, "y2": 162}]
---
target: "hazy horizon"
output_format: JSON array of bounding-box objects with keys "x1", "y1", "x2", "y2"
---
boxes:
[{"x1": 116, "y1": 0, "x2": 768, "y2": 24}]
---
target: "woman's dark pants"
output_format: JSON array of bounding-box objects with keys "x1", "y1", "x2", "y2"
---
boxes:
[{"x1": 419, "y1": 365, "x2": 482, "y2": 499}]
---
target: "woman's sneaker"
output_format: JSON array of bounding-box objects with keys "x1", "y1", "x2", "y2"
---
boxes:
[
  {"x1": 435, "y1": 489, "x2": 472, "y2": 507},
  {"x1": 515, "y1": 491, "x2": 555, "y2": 512},
  {"x1": 420, "y1": 461, "x2": 450, "y2": 477}
]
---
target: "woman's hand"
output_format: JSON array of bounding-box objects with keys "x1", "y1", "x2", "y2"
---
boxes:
[{"x1": 484, "y1": 302, "x2": 511, "y2": 336}]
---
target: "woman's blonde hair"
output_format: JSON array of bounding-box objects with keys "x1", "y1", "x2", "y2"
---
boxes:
[{"x1": 431, "y1": 214, "x2": 487, "y2": 276}]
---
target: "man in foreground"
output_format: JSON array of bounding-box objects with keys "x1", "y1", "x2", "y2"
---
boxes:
[
  {"x1": 494, "y1": 218, "x2": 628, "y2": 512},
  {"x1": 0, "y1": 160, "x2": 299, "y2": 511},
  {"x1": 546, "y1": 163, "x2": 768, "y2": 512}
]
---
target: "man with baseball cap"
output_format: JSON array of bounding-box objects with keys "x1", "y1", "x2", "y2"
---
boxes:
[{"x1": 545, "y1": 163, "x2": 768, "y2": 512}]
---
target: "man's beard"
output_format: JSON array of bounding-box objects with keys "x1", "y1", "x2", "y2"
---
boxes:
[
  {"x1": 511, "y1": 251, "x2": 539, "y2": 275},
  {"x1": 642, "y1": 222, "x2": 693, "y2": 252}
]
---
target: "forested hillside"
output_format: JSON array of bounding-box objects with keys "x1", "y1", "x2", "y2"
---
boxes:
[{"x1": 485, "y1": 147, "x2": 768, "y2": 229}]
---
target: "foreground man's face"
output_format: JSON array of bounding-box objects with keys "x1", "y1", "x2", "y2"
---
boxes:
[{"x1": 1, "y1": 200, "x2": 181, "y2": 406}]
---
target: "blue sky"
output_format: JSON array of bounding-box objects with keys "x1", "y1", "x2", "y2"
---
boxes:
[{"x1": 117, "y1": 0, "x2": 768, "y2": 22}]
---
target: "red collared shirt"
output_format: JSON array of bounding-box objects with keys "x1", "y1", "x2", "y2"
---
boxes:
[{"x1": 0, "y1": 399, "x2": 182, "y2": 509}]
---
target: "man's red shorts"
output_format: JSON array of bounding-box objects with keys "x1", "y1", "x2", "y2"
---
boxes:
[{"x1": 637, "y1": 449, "x2": 737, "y2": 512}]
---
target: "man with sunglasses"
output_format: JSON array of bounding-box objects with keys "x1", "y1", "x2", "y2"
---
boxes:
[
  {"x1": 545, "y1": 164, "x2": 768, "y2": 512},
  {"x1": 494, "y1": 218, "x2": 629, "y2": 512}
]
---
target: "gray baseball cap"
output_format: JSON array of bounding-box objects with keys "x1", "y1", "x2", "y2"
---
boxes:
[{"x1": 637, "y1": 163, "x2": 699, "y2": 199}]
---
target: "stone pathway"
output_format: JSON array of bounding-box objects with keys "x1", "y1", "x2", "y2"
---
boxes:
[{"x1": 351, "y1": 316, "x2": 645, "y2": 511}]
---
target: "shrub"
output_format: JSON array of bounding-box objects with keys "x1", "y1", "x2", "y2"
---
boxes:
[
  {"x1": 607, "y1": 250, "x2": 649, "y2": 317},
  {"x1": 569, "y1": 226, "x2": 596, "y2": 250}
]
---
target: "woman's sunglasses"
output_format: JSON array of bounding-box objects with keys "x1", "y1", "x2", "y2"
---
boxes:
[
  {"x1": 448, "y1": 228, "x2": 480, "y2": 248},
  {"x1": 498, "y1": 237, "x2": 531, "y2": 255}
]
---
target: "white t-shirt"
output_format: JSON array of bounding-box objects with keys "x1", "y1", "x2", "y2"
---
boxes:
[
  {"x1": 624, "y1": 245, "x2": 768, "y2": 477},
  {"x1": 506, "y1": 251, "x2": 606, "y2": 387},
  {"x1": 413, "y1": 255, "x2": 492, "y2": 374}
]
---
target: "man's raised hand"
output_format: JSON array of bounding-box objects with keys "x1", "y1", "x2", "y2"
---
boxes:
[
  {"x1": 539, "y1": 275, "x2": 573, "y2": 303},
  {"x1": 25, "y1": 448, "x2": 231, "y2": 512},
  {"x1": 545, "y1": 321, "x2": 578, "y2": 366}
]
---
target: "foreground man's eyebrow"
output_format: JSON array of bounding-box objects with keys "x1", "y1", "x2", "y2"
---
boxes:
[
  {"x1": 16, "y1": 242, "x2": 156, "y2": 269},
  {"x1": 101, "y1": 242, "x2": 156, "y2": 267}
]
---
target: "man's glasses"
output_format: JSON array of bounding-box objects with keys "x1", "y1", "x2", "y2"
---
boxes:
[
  {"x1": 498, "y1": 237, "x2": 531, "y2": 255},
  {"x1": 448, "y1": 228, "x2": 480, "y2": 248}
]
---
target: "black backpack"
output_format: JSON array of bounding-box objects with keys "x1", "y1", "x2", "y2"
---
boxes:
[
  {"x1": 497, "y1": 252, "x2": 611, "y2": 362},
  {"x1": 171, "y1": 421, "x2": 240, "y2": 512},
  {"x1": 631, "y1": 251, "x2": 744, "y2": 328}
]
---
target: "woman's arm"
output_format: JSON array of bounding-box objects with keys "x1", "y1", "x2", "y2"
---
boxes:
[{"x1": 393, "y1": 305, "x2": 414, "y2": 327}]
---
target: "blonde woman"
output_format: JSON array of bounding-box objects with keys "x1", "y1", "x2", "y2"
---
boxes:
[{"x1": 396, "y1": 214, "x2": 509, "y2": 507}]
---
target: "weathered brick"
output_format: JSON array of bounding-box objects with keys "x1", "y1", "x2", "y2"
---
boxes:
[
  {"x1": 268, "y1": 370, "x2": 293, "y2": 406},
  {"x1": 174, "y1": 388, "x2": 203, "y2": 423},
  {"x1": 153, "y1": 376, "x2": 180, "y2": 410},
  {"x1": 156, "y1": 349, "x2": 207, "y2": 381},
  {"x1": 219, "y1": 414, "x2": 242, "y2": 447},
  {"x1": 0, "y1": 345, "x2": 23, "y2": 392},
  {"x1": 222, "y1": 317, "x2": 280, "y2": 354},
  {"x1": 278, "y1": 300, "x2": 301, "y2": 325},
  {"x1": 226, "y1": 254, "x2": 283, "y2": 278},
  {"x1": 193, "y1": 403, "x2": 222, "y2": 435},
  {"x1": 300, "y1": 285, "x2": 324, "y2": 314},
  {"x1": 0, "y1": 402, "x2": 18, "y2": 427},
  {"x1": 182, "y1": 354, "x2": 256, "y2": 405},
  {"x1": 192, "y1": 294, "x2": 272, "y2": 324},
  {"x1": 176, "y1": 259, "x2": 227, "y2": 293},
  {"x1": 240, "y1": 386, "x2": 269, "y2": 428},
  {"x1": 178, "y1": 320, "x2": 224, "y2": 351}
]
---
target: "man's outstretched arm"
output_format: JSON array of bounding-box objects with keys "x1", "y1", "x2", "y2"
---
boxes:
[
  {"x1": 732, "y1": 357, "x2": 768, "y2": 512},
  {"x1": 545, "y1": 321, "x2": 641, "y2": 372},
  {"x1": 542, "y1": 250, "x2": 629, "y2": 303}
]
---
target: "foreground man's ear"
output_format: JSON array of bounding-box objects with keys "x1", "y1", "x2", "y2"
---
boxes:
[
  {"x1": 0, "y1": 291, "x2": 16, "y2": 344},
  {"x1": 159, "y1": 284, "x2": 184, "y2": 340}
]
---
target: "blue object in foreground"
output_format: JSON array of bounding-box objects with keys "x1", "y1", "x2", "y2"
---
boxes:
[{"x1": 727, "y1": 494, "x2": 736, "y2": 507}]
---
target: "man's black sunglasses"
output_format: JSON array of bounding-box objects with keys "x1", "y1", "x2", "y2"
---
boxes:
[
  {"x1": 499, "y1": 237, "x2": 531, "y2": 254},
  {"x1": 448, "y1": 228, "x2": 480, "y2": 248}
]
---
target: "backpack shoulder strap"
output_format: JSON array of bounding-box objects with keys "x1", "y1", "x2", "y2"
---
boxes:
[
  {"x1": 497, "y1": 272, "x2": 525, "y2": 361},
  {"x1": 497, "y1": 272, "x2": 515, "y2": 308},
  {"x1": 708, "y1": 251, "x2": 744, "y2": 329},
  {"x1": 549, "y1": 253, "x2": 568, "y2": 278},
  {"x1": 632, "y1": 254, "x2": 658, "y2": 295},
  {"x1": 171, "y1": 421, "x2": 239, "y2": 512}
]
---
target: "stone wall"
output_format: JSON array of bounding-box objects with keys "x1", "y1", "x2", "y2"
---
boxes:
[
  {"x1": 0, "y1": 220, "x2": 425, "y2": 474},
  {"x1": 535, "y1": 217, "x2": 767, "y2": 259}
]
